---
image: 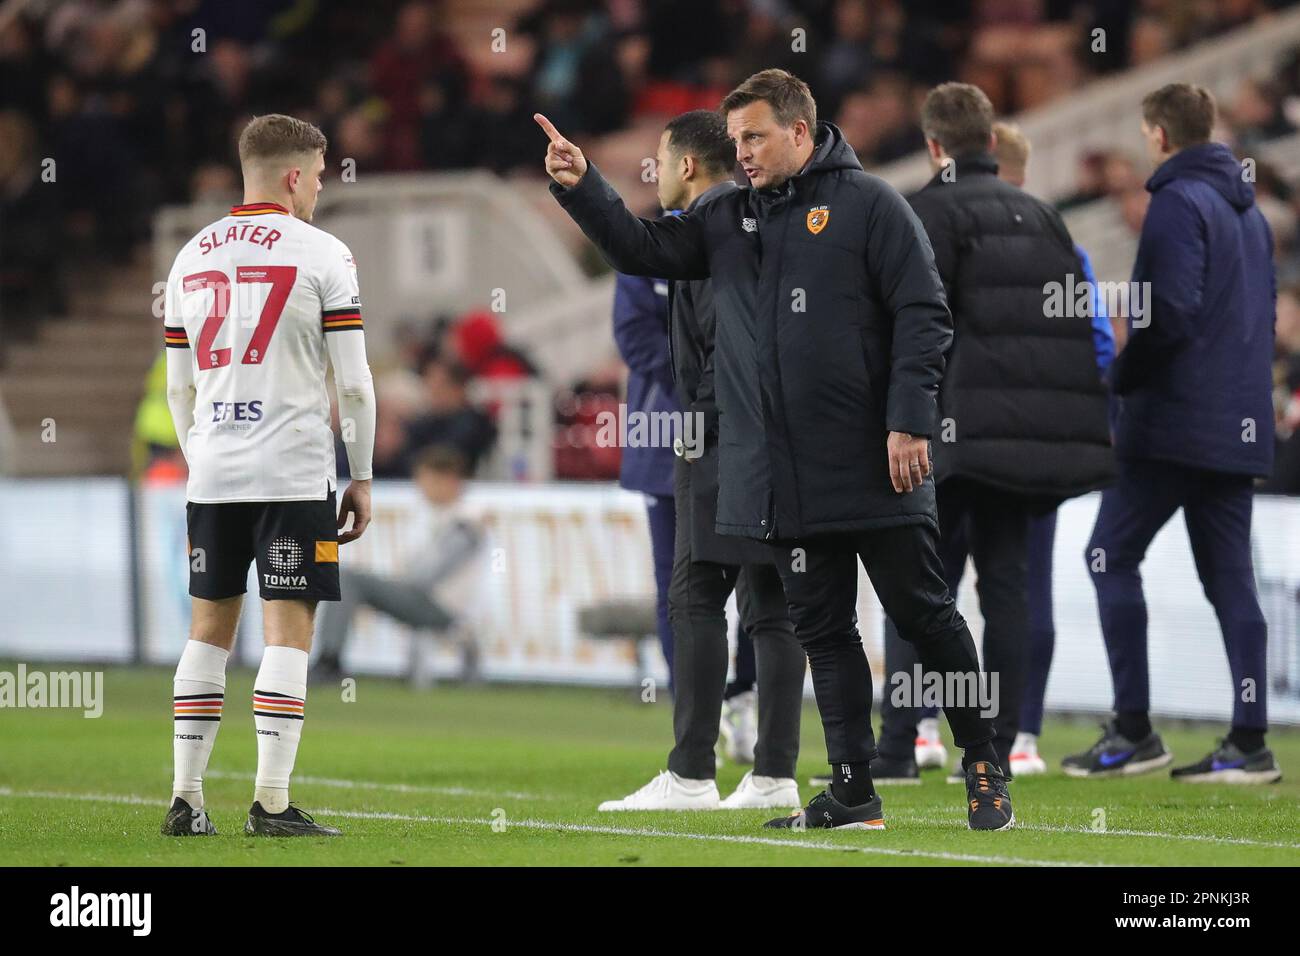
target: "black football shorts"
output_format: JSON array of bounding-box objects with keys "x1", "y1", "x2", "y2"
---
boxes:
[{"x1": 186, "y1": 492, "x2": 341, "y2": 602}]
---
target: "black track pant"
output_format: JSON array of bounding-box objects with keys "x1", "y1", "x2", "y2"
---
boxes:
[{"x1": 773, "y1": 522, "x2": 995, "y2": 766}]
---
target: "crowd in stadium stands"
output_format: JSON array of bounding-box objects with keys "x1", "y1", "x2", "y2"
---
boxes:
[{"x1": 5, "y1": 0, "x2": 1300, "y2": 483}]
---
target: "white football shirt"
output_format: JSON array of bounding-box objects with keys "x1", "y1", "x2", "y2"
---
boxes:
[{"x1": 164, "y1": 201, "x2": 370, "y2": 502}]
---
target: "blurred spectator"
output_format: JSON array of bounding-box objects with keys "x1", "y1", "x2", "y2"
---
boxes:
[
  {"x1": 336, "y1": 370, "x2": 426, "y2": 481},
  {"x1": 520, "y1": 0, "x2": 628, "y2": 135},
  {"x1": 369, "y1": 0, "x2": 468, "y2": 170},
  {"x1": 0, "y1": 109, "x2": 62, "y2": 347},
  {"x1": 1127, "y1": 14, "x2": 1174, "y2": 69},
  {"x1": 335, "y1": 105, "x2": 387, "y2": 174},
  {"x1": 817, "y1": 0, "x2": 877, "y2": 117},
  {"x1": 373, "y1": 371, "x2": 427, "y2": 478},
  {"x1": 448, "y1": 310, "x2": 538, "y2": 382},
  {"x1": 1058, "y1": 150, "x2": 1109, "y2": 209},
  {"x1": 554, "y1": 359, "x2": 623, "y2": 479},
  {"x1": 3, "y1": 0, "x2": 1291, "y2": 283},
  {"x1": 132, "y1": 351, "x2": 182, "y2": 477},
  {"x1": 0, "y1": 14, "x2": 49, "y2": 117},
  {"x1": 1229, "y1": 76, "x2": 1296, "y2": 151},
  {"x1": 837, "y1": 74, "x2": 925, "y2": 164},
  {"x1": 1263, "y1": 284, "x2": 1300, "y2": 494},
  {"x1": 404, "y1": 353, "x2": 498, "y2": 475},
  {"x1": 189, "y1": 162, "x2": 239, "y2": 203},
  {"x1": 313, "y1": 444, "x2": 488, "y2": 683},
  {"x1": 462, "y1": 76, "x2": 538, "y2": 175},
  {"x1": 730, "y1": 1, "x2": 812, "y2": 85}
]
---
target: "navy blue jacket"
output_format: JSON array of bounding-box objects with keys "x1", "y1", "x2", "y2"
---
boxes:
[
  {"x1": 1112, "y1": 142, "x2": 1276, "y2": 477},
  {"x1": 612, "y1": 271, "x2": 679, "y2": 496}
]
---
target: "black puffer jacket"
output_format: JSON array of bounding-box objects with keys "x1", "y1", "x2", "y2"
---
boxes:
[
  {"x1": 907, "y1": 153, "x2": 1115, "y2": 501},
  {"x1": 553, "y1": 123, "x2": 952, "y2": 541}
]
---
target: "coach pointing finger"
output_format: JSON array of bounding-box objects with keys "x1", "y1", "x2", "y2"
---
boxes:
[
  {"x1": 535, "y1": 114, "x2": 587, "y2": 187},
  {"x1": 542, "y1": 70, "x2": 1012, "y2": 832}
]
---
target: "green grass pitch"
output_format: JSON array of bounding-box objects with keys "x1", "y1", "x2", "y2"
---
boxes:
[{"x1": 1, "y1": 664, "x2": 1297, "y2": 866}]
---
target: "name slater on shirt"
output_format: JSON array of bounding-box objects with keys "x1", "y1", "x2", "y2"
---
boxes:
[{"x1": 199, "y1": 222, "x2": 282, "y2": 254}]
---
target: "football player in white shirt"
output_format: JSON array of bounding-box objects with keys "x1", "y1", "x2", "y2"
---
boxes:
[{"x1": 161, "y1": 114, "x2": 375, "y2": 838}]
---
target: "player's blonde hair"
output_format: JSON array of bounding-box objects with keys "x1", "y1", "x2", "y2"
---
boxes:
[
  {"x1": 238, "y1": 114, "x2": 327, "y2": 168},
  {"x1": 992, "y1": 121, "x2": 1030, "y2": 177}
]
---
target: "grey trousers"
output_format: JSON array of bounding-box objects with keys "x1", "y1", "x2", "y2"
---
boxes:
[
  {"x1": 316, "y1": 568, "x2": 454, "y2": 661},
  {"x1": 666, "y1": 548, "x2": 806, "y2": 780}
]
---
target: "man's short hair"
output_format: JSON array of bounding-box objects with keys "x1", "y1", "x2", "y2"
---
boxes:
[
  {"x1": 920, "y1": 83, "x2": 995, "y2": 158},
  {"x1": 664, "y1": 110, "x2": 735, "y2": 176},
  {"x1": 238, "y1": 114, "x2": 327, "y2": 167},
  {"x1": 1141, "y1": 83, "x2": 1216, "y2": 149},
  {"x1": 413, "y1": 444, "x2": 468, "y2": 478},
  {"x1": 992, "y1": 121, "x2": 1030, "y2": 173},
  {"x1": 720, "y1": 69, "x2": 817, "y2": 130}
]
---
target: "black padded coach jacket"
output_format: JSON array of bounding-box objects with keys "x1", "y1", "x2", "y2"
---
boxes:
[{"x1": 552, "y1": 122, "x2": 952, "y2": 542}]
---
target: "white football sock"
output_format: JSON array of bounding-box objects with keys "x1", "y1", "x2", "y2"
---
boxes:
[
  {"x1": 253, "y1": 645, "x2": 309, "y2": 814},
  {"x1": 172, "y1": 640, "x2": 229, "y2": 808}
]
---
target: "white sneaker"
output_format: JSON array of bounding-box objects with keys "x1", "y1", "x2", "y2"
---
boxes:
[
  {"x1": 597, "y1": 771, "x2": 720, "y2": 811},
  {"x1": 719, "y1": 771, "x2": 800, "y2": 809},
  {"x1": 719, "y1": 690, "x2": 758, "y2": 764},
  {"x1": 1010, "y1": 732, "x2": 1047, "y2": 776},
  {"x1": 914, "y1": 717, "x2": 948, "y2": 769}
]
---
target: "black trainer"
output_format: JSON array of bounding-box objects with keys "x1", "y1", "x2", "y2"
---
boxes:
[
  {"x1": 870, "y1": 753, "x2": 921, "y2": 784},
  {"x1": 160, "y1": 797, "x2": 216, "y2": 836},
  {"x1": 965, "y1": 761, "x2": 1014, "y2": 831},
  {"x1": 764, "y1": 790, "x2": 885, "y2": 830},
  {"x1": 949, "y1": 758, "x2": 1013, "y2": 784},
  {"x1": 1170, "y1": 739, "x2": 1282, "y2": 784},
  {"x1": 244, "y1": 802, "x2": 342, "y2": 837},
  {"x1": 1061, "y1": 720, "x2": 1172, "y2": 778}
]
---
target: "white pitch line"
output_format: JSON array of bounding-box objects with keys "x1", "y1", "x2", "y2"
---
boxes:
[
  {"x1": 203, "y1": 769, "x2": 548, "y2": 802},
  {"x1": 0, "y1": 787, "x2": 1110, "y2": 867},
  {"x1": 319, "y1": 809, "x2": 1119, "y2": 867},
  {"x1": 891, "y1": 812, "x2": 1300, "y2": 850},
  {"x1": 0, "y1": 787, "x2": 168, "y2": 808}
]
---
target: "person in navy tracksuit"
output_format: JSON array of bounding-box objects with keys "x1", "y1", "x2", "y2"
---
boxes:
[
  {"x1": 612, "y1": 270, "x2": 679, "y2": 685},
  {"x1": 1064, "y1": 84, "x2": 1281, "y2": 783}
]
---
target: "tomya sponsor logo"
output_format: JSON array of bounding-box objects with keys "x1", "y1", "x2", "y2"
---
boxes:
[
  {"x1": 0, "y1": 665, "x2": 102, "y2": 718},
  {"x1": 264, "y1": 536, "x2": 308, "y2": 590},
  {"x1": 594, "y1": 403, "x2": 706, "y2": 461},
  {"x1": 49, "y1": 886, "x2": 151, "y2": 936}
]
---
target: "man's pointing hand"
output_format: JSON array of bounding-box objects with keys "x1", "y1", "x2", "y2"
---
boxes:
[{"x1": 535, "y1": 113, "x2": 588, "y2": 188}]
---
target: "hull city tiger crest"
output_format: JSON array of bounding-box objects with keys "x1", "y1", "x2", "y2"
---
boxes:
[{"x1": 806, "y1": 205, "x2": 829, "y2": 234}]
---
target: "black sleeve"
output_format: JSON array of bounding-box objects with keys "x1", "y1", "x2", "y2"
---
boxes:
[
  {"x1": 690, "y1": 282, "x2": 720, "y2": 441},
  {"x1": 867, "y1": 182, "x2": 953, "y2": 438},
  {"x1": 550, "y1": 164, "x2": 711, "y2": 280},
  {"x1": 908, "y1": 190, "x2": 960, "y2": 307}
]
